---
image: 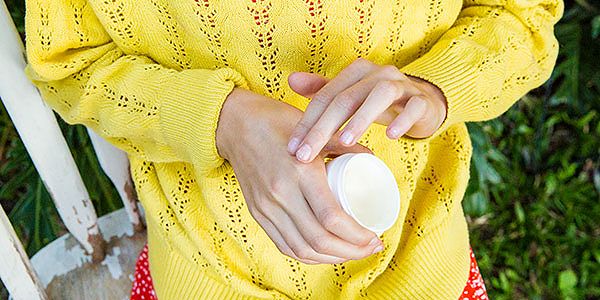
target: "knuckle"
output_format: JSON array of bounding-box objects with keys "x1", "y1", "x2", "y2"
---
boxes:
[
  {"x1": 294, "y1": 247, "x2": 313, "y2": 260},
  {"x1": 268, "y1": 178, "x2": 287, "y2": 199},
  {"x1": 311, "y1": 93, "x2": 332, "y2": 107},
  {"x1": 254, "y1": 199, "x2": 276, "y2": 218},
  {"x1": 285, "y1": 253, "x2": 297, "y2": 261},
  {"x1": 309, "y1": 235, "x2": 331, "y2": 253},
  {"x1": 376, "y1": 80, "x2": 400, "y2": 96},
  {"x1": 331, "y1": 94, "x2": 357, "y2": 114},
  {"x1": 279, "y1": 247, "x2": 295, "y2": 258},
  {"x1": 319, "y1": 207, "x2": 343, "y2": 230},
  {"x1": 379, "y1": 64, "x2": 403, "y2": 78},
  {"x1": 353, "y1": 57, "x2": 373, "y2": 68}
]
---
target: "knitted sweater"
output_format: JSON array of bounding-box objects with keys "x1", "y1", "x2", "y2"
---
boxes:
[{"x1": 24, "y1": 0, "x2": 562, "y2": 299}]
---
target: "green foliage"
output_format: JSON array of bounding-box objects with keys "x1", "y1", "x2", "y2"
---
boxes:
[
  {"x1": 1, "y1": 0, "x2": 599, "y2": 299},
  {"x1": 464, "y1": 1, "x2": 600, "y2": 299}
]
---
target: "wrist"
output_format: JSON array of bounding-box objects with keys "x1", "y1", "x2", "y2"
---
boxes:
[{"x1": 216, "y1": 87, "x2": 249, "y2": 161}]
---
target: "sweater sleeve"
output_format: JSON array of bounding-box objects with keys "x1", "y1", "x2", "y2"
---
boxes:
[
  {"x1": 24, "y1": 0, "x2": 249, "y2": 177},
  {"x1": 400, "y1": 0, "x2": 564, "y2": 139}
]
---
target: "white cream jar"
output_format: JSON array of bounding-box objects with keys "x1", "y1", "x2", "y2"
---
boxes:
[{"x1": 325, "y1": 153, "x2": 400, "y2": 236}]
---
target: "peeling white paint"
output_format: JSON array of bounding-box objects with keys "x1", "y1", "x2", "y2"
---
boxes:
[
  {"x1": 101, "y1": 247, "x2": 123, "y2": 279},
  {"x1": 30, "y1": 208, "x2": 134, "y2": 287},
  {"x1": 100, "y1": 209, "x2": 134, "y2": 239},
  {"x1": 30, "y1": 237, "x2": 91, "y2": 287}
]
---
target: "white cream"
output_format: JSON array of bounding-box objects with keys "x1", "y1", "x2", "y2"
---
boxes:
[{"x1": 326, "y1": 153, "x2": 400, "y2": 236}]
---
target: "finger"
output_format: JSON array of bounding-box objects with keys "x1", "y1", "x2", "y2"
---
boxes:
[
  {"x1": 293, "y1": 75, "x2": 380, "y2": 163},
  {"x1": 294, "y1": 65, "x2": 409, "y2": 163},
  {"x1": 324, "y1": 142, "x2": 373, "y2": 159},
  {"x1": 258, "y1": 201, "x2": 349, "y2": 264},
  {"x1": 248, "y1": 203, "x2": 319, "y2": 264},
  {"x1": 300, "y1": 167, "x2": 381, "y2": 247},
  {"x1": 288, "y1": 71, "x2": 329, "y2": 98},
  {"x1": 279, "y1": 186, "x2": 381, "y2": 260},
  {"x1": 322, "y1": 131, "x2": 373, "y2": 159},
  {"x1": 386, "y1": 96, "x2": 428, "y2": 139},
  {"x1": 374, "y1": 104, "x2": 403, "y2": 125},
  {"x1": 339, "y1": 79, "x2": 421, "y2": 146},
  {"x1": 287, "y1": 58, "x2": 378, "y2": 154}
]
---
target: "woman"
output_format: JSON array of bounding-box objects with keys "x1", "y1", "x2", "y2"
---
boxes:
[{"x1": 24, "y1": 0, "x2": 562, "y2": 299}]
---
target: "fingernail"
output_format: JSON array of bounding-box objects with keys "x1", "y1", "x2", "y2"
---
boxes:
[
  {"x1": 388, "y1": 127, "x2": 400, "y2": 139},
  {"x1": 288, "y1": 137, "x2": 301, "y2": 153},
  {"x1": 372, "y1": 245, "x2": 384, "y2": 254},
  {"x1": 296, "y1": 144, "x2": 312, "y2": 161},
  {"x1": 368, "y1": 237, "x2": 381, "y2": 247},
  {"x1": 340, "y1": 131, "x2": 354, "y2": 145}
]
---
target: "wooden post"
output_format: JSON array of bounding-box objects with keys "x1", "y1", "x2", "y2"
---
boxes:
[
  {"x1": 0, "y1": 206, "x2": 48, "y2": 300},
  {"x1": 0, "y1": 2, "x2": 105, "y2": 261}
]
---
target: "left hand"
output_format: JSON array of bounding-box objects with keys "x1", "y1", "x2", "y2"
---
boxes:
[{"x1": 286, "y1": 57, "x2": 448, "y2": 163}]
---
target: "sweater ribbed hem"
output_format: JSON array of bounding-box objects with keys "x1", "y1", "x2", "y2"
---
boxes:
[
  {"x1": 366, "y1": 207, "x2": 471, "y2": 300},
  {"x1": 146, "y1": 208, "x2": 469, "y2": 300},
  {"x1": 160, "y1": 67, "x2": 249, "y2": 177},
  {"x1": 400, "y1": 40, "x2": 481, "y2": 142},
  {"x1": 159, "y1": 253, "x2": 254, "y2": 300},
  {"x1": 147, "y1": 221, "x2": 265, "y2": 300}
]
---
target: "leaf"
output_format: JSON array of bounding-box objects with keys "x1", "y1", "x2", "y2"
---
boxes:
[
  {"x1": 499, "y1": 271, "x2": 510, "y2": 292},
  {"x1": 559, "y1": 270, "x2": 578, "y2": 295},
  {"x1": 473, "y1": 151, "x2": 502, "y2": 185},
  {"x1": 592, "y1": 16, "x2": 600, "y2": 39},
  {"x1": 593, "y1": 249, "x2": 600, "y2": 263},
  {"x1": 514, "y1": 202, "x2": 525, "y2": 224},
  {"x1": 464, "y1": 191, "x2": 490, "y2": 216}
]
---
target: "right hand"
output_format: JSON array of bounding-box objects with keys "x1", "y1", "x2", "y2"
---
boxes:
[{"x1": 216, "y1": 87, "x2": 385, "y2": 265}]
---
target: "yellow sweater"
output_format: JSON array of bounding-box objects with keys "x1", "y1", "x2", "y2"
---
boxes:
[{"x1": 24, "y1": 0, "x2": 562, "y2": 299}]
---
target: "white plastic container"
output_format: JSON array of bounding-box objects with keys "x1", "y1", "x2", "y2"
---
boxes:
[{"x1": 325, "y1": 153, "x2": 400, "y2": 236}]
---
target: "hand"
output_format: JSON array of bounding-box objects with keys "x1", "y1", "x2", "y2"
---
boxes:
[
  {"x1": 216, "y1": 87, "x2": 384, "y2": 265},
  {"x1": 286, "y1": 57, "x2": 448, "y2": 163}
]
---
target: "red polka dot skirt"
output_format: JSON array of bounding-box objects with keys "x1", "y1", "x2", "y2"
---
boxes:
[
  {"x1": 461, "y1": 248, "x2": 489, "y2": 300},
  {"x1": 130, "y1": 244, "x2": 488, "y2": 299},
  {"x1": 130, "y1": 244, "x2": 157, "y2": 300}
]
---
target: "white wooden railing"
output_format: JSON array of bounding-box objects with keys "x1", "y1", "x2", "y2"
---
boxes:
[{"x1": 0, "y1": 2, "x2": 143, "y2": 299}]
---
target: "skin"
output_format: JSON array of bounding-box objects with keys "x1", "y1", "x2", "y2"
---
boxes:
[
  {"x1": 286, "y1": 57, "x2": 448, "y2": 163},
  {"x1": 216, "y1": 87, "x2": 384, "y2": 265},
  {"x1": 215, "y1": 57, "x2": 447, "y2": 265}
]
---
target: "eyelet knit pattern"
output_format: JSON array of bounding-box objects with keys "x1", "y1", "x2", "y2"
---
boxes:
[{"x1": 24, "y1": 0, "x2": 563, "y2": 299}]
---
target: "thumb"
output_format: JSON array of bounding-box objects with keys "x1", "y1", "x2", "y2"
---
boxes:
[
  {"x1": 288, "y1": 71, "x2": 329, "y2": 98},
  {"x1": 322, "y1": 132, "x2": 373, "y2": 159}
]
